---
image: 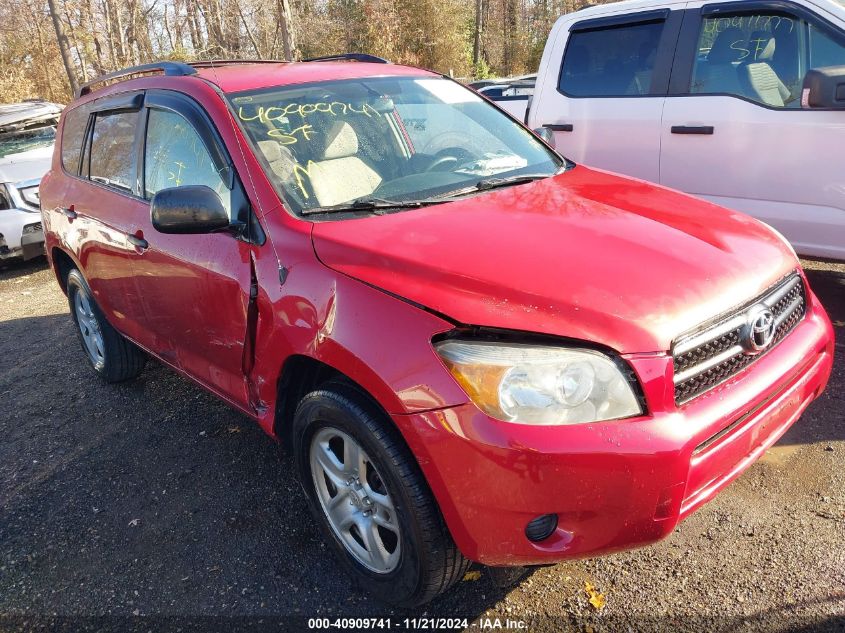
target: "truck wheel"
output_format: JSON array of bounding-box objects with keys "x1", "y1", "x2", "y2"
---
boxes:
[
  {"x1": 292, "y1": 381, "x2": 470, "y2": 606},
  {"x1": 66, "y1": 269, "x2": 146, "y2": 382}
]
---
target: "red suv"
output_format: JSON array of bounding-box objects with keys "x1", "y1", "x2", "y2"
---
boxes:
[{"x1": 41, "y1": 56, "x2": 834, "y2": 606}]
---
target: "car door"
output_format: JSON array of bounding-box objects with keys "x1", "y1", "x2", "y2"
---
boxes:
[
  {"x1": 132, "y1": 91, "x2": 254, "y2": 409},
  {"x1": 660, "y1": 0, "x2": 845, "y2": 259},
  {"x1": 529, "y1": 8, "x2": 682, "y2": 182},
  {"x1": 63, "y1": 93, "x2": 151, "y2": 346}
]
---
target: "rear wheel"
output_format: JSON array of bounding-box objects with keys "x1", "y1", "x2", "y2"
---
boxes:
[
  {"x1": 67, "y1": 269, "x2": 146, "y2": 382},
  {"x1": 293, "y1": 381, "x2": 470, "y2": 606}
]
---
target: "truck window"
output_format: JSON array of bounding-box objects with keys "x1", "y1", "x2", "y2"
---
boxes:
[
  {"x1": 89, "y1": 111, "x2": 138, "y2": 193},
  {"x1": 689, "y1": 12, "x2": 845, "y2": 108},
  {"x1": 809, "y1": 23, "x2": 845, "y2": 69},
  {"x1": 558, "y1": 20, "x2": 666, "y2": 97},
  {"x1": 61, "y1": 103, "x2": 93, "y2": 175}
]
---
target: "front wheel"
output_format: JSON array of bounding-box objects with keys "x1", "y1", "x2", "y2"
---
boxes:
[
  {"x1": 67, "y1": 269, "x2": 146, "y2": 382},
  {"x1": 293, "y1": 381, "x2": 470, "y2": 606}
]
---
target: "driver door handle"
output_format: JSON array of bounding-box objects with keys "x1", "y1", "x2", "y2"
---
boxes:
[
  {"x1": 545, "y1": 123, "x2": 574, "y2": 132},
  {"x1": 671, "y1": 125, "x2": 714, "y2": 135},
  {"x1": 126, "y1": 234, "x2": 148, "y2": 250}
]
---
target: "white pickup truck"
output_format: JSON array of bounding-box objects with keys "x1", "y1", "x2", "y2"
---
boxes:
[{"x1": 513, "y1": 0, "x2": 845, "y2": 260}]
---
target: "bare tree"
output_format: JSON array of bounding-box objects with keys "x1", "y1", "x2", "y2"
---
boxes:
[
  {"x1": 2, "y1": 0, "x2": 616, "y2": 105},
  {"x1": 47, "y1": 0, "x2": 79, "y2": 94},
  {"x1": 473, "y1": 0, "x2": 484, "y2": 68},
  {"x1": 278, "y1": 0, "x2": 298, "y2": 60}
]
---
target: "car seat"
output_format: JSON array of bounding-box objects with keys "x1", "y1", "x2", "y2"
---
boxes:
[
  {"x1": 307, "y1": 120, "x2": 382, "y2": 207},
  {"x1": 258, "y1": 140, "x2": 297, "y2": 182},
  {"x1": 740, "y1": 33, "x2": 791, "y2": 106}
]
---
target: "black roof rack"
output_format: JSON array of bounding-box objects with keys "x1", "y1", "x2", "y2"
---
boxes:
[
  {"x1": 190, "y1": 59, "x2": 289, "y2": 69},
  {"x1": 303, "y1": 53, "x2": 390, "y2": 64},
  {"x1": 75, "y1": 55, "x2": 390, "y2": 99},
  {"x1": 76, "y1": 61, "x2": 197, "y2": 98}
]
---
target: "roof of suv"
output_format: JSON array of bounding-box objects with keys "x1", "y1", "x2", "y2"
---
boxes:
[
  {"x1": 190, "y1": 61, "x2": 438, "y2": 94},
  {"x1": 71, "y1": 61, "x2": 441, "y2": 103}
]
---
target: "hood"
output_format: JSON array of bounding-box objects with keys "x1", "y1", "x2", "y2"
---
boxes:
[
  {"x1": 311, "y1": 166, "x2": 797, "y2": 354},
  {"x1": 0, "y1": 147, "x2": 53, "y2": 184}
]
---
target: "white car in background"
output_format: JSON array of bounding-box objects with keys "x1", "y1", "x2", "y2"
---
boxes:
[
  {"x1": 527, "y1": 0, "x2": 845, "y2": 260},
  {"x1": 0, "y1": 101, "x2": 62, "y2": 262}
]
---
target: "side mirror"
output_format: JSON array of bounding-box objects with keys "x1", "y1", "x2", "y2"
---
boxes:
[
  {"x1": 802, "y1": 65, "x2": 845, "y2": 109},
  {"x1": 533, "y1": 126, "x2": 556, "y2": 149},
  {"x1": 151, "y1": 185, "x2": 230, "y2": 234}
]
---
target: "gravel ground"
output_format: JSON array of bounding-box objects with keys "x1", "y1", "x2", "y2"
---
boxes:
[{"x1": 0, "y1": 257, "x2": 842, "y2": 633}]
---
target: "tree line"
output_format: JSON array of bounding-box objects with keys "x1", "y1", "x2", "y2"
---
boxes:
[{"x1": 0, "y1": 0, "x2": 600, "y2": 103}]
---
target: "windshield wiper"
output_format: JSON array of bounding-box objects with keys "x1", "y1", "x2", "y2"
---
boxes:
[
  {"x1": 301, "y1": 196, "x2": 447, "y2": 216},
  {"x1": 476, "y1": 174, "x2": 551, "y2": 190},
  {"x1": 435, "y1": 173, "x2": 553, "y2": 199},
  {"x1": 301, "y1": 174, "x2": 556, "y2": 215}
]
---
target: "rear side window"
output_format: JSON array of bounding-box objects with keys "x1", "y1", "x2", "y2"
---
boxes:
[
  {"x1": 89, "y1": 111, "x2": 138, "y2": 192},
  {"x1": 559, "y1": 20, "x2": 666, "y2": 96},
  {"x1": 60, "y1": 103, "x2": 92, "y2": 174}
]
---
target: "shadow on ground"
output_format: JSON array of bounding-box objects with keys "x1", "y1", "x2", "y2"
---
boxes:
[
  {"x1": 0, "y1": 255, "x2": 48, "y2": 281},
  {"x1": 0, "y1": 317, "x2": 516, "y2": 625}
]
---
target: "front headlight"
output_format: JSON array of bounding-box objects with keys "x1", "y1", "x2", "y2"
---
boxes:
[
  {"x1": 435, "y1": 339, "x2": 642, "y2": 425},
  {"x1": 19, "y1": 186, "x2": 40, "y2": 210}
]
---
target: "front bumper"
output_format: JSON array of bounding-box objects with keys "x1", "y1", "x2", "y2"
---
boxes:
[
  {"x1": 0, "y1": 208, "x2": 44, "y2": 260},
  {"x1": 392, "y1": 291, "x2": 834, "y2": 566}
]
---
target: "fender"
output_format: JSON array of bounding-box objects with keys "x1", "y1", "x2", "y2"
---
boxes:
[
  {"x1": 245, "y1": 230, "x2": 469, "y2": 438},
  {"x1": 45, "y1": 241, "x2": 83, "y2": 294}
]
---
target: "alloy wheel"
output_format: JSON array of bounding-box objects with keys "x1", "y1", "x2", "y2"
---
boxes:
[
  {"x1": 309, "y1": 427, "x2": 401, "y2": 574},
  {"x1": 74, "y1": 289, "x2": 105, "y2": 367}
]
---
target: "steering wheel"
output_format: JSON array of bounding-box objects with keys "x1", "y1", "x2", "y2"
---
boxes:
[{"x1": 424, "y1": 154, "x2": 459, "y2": 172}]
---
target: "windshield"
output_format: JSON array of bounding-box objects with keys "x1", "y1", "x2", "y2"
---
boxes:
[
  {"x1": 230, "y1": 76, "x2": 562, "y2": 215},
  {"x1": 0, "y1": 123, "x2": 57, "y2": 160}
]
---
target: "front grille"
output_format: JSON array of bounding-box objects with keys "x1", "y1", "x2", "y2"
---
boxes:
[{"x1": 672, "y1": 273, "x2": 806, "y2": 405}]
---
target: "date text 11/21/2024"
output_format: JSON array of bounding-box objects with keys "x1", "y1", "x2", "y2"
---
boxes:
[{"x1": 307, "y1": 618, "x2": 528, "y2": 630}]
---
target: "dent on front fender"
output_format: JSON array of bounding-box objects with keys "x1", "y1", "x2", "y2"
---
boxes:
[{"x1": 248, "y1": 246, "x2": 470, "y2": 437}]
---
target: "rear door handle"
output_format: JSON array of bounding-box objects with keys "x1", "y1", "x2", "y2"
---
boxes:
[
  {"x1": 126, "y1": 234, "x2": 148, "y2": 250},
  {"x1": 671, "y1": 125, "x2": 714, "y2": 135},
  {"x1": 545, "y1": 123, "x2": 574, "y2": 132},
  {"x1": 59, "y1": 206, "x2": 77, "y2": 220}
]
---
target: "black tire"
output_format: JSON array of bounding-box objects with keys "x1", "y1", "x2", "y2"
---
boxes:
[
  {"x1": 292, "y1": 380, "x2": 470, "y2": 607},
  {"x1": 66, "y1": 268, "x2": 146, "y2": 383}
]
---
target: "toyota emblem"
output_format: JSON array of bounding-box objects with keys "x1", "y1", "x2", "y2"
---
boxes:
[{"x1": 742, "y1": 305, "x2": 776, "y2": 354}]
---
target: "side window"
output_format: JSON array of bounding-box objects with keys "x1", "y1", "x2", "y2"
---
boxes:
[
  {"x1": 89, "y1": 111, "x2": 139, "y2": 192},
  {"x1": 559, "y1": 20, "x2": 666, "y2": 97},
  {"x1": 809, "y1": 23, "x2": 845, "y2": 70},
  {"x1": 0, "y1": 184, "x2": 9, "y2": 210},
  {"x1": 143, "y1": 109, "x2": 231, "y2": 215},
  {"x1": 60, "y1": 103, "x2": 93, "y2": 174},
  {"x1": 690, "y1": 12, "x2": 845, "y2": 108}
]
